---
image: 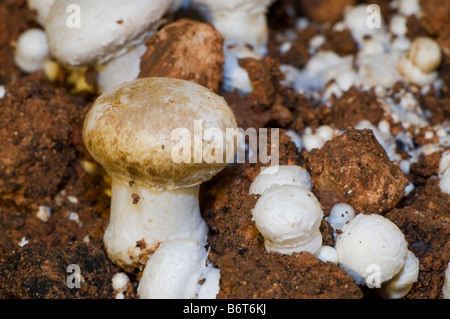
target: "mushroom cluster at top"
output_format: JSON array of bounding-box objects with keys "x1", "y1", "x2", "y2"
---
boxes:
[{"x1": 17, "y1": 0, "x2": 277, "y2": 94}]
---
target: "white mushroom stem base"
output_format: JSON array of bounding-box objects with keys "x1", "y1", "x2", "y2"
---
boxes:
[{"x1": 104, "y1": 176, "x2": 209, "y2": 271}]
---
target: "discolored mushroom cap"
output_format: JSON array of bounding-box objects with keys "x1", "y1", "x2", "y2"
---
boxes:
[{"x1": 83, "y1": 77, "x2": 238, "y2": 190}]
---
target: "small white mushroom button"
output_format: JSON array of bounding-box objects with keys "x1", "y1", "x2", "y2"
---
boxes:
[
  {"x1": 251, "y1": 184, "x2": 323, "y2": 256},
  {"x1": 14, "y1": 28, "x2": 50, "y2": 73}
]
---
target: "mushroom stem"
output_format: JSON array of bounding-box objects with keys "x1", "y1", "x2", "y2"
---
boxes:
[{"x1": 104, "y1": 176, "x2": 208, "y2": 270}]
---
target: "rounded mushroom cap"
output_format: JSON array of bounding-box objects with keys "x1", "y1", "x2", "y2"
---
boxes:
[
  {"x1": 336, "y1": 214, "x2": 408, "y2": 286},
  {"x1": 83, "y1": 77, "x2": 237, "y2": 190},
  {"x1": 14, "y1": 28, "x2": 49, "y2": 73},
  {"x1": 45, "y1": 0, "x2": 182, "y2": 66},
  {"x1": 406, "y1": 37, "x2": 442, "y2": 73},
  {"x1": 326, "y1": 203, "x2": 355, "y2": 233},
  {"x1": 249, "y1": 165, "x2": 312, "y2": 195},
  {"x1": 251, "y1": 184, "x2": 323, "y2": 255}
]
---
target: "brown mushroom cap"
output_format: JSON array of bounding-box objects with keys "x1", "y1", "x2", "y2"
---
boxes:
[{"x1": 83, "y1": 77, "x2": 237, "y2": 190}]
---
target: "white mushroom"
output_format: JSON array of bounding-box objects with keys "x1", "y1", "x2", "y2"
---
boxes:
[
  {"x1": 336, "y1": 214, "x2": 408, "y2": 286},
  {"x1": 45, "y1": 0, "x2": 182, "y2": 66},
  {"x1": 249, "y1": 165, "x2": 312, "y2": 195},
  {"x1": 397, "y1": 37, "x2": 442, "y2": 87},
  {"x1": 251, "y1": 184, "x2": 323, "y2": 256},
  {"x1": 318, "y1": 245, "x2": 339, "y2": 264},
  {"x1": 43, "y1": 0, "x2": 183, "y2": 92},
  {"x1": 14, "y1": 28, "x2": 50, "y2": 73},
  {"x1": 27, "y1": 0, "x2": 56, "y2": 26},
  {"x1": 96, "y1": 43, "x2": 147, "y2": 93},
  {"x1": 190, "y1": 0, "x2": 275, "y2": 56},
  {"x1": 302, "y1": 125, "x2": 336, "y2": 152},
  {"x1": 111, "y1": 272, "x2": 130, "y2": 299},
  {"x1": 137, "y1": 238, "x2": 220, "y2": 299},
  {"x1": 375, "y1": 250, "x2": 419, "y2": 299},
  {"x1": 325, "y1": 203, "x2": 355, "y2": 237},
  {"x1": 344, "y1": 4, "x2": 390, "y2": 48},
  {"x1": 82, "y1": 77, "x2": 237, "y2": 271}
]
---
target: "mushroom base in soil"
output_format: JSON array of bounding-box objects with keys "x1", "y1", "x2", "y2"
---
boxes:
[{"x1": 104, "y1": 176, "x2": 208, "y2": 270}]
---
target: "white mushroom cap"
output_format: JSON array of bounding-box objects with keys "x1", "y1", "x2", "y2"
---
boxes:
[
  {"x1": 190, "y1": 0, "x2": 275, "y2": 55},
  {"x1": 302, "y1": 126, "x2": 336, "y2": 152},
  {"x1": 336, "y1": 214, "x2": 408, "y2": 286},
  {"x1": 251, "y1": 184, "x2": 323, "y2": 255},
  {"x1": 325, "y1": 203, "x2": 355, "y2": 234},
  {"x1": 27, "y1": 0, "x2": 56, "y2": 25},
  {"x1": 406, "y1": 37, "x2": 442, "y2": 73},
  {"x1": 45, "y1": 0, "x2": 183, "y2": 66},
  {"x1": 111, "y1": 272, "x2": 130, "y2": 297},
  {"x1": 344, "y1": 5, "x2": 389, "y2": 47},
  {"x1": 375, "y1": 250, "x2": 419, "y2": 299},
  {"x1": 397, "y1": 37, "x2": 442, "y2": 87},
  {"x1": 137, "y1": 238, "x2": 220, "y2": 299},
  {"x1": 249, "y1": 165, "x2": 312, "y2": 195},
  {"x1": 14, "y1": 28, "x2": 49, "y2": 73}
]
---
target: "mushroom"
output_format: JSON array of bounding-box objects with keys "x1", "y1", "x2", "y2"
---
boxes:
[
  {"x1": 27, "y1": 0, "x2": 56, "y2": 26},
  {"x1": 43, "y1": 0, "x2": 183, "y2": 92},
  {"x1": 397, "y1": 36, "x2": 442, "y2": 87},
  {"x1": 137, "y1": 238, "x2": 220, "y2": 299},
  {"x1": 111, "y1": 272, "x2": 130, "y2": 299},
  {"x1": 249, "y1": 165, "x2": 312, "y2": 195},
  {"x1": 82, "y1": 77, "x2": 238, "y2": 271},
  {"x1": 251, "y1": 184, "x2": 323, "y2": 256},
  {"x1": 325, "y1": 203, "x2": 355, "y2": 238},
  {"x1": 96, "y1": 43, "x2": 147, "y2": 94},
  {"x1": 190, "y1": 0, "x2": 276, "y2": 56},
  {"x1": 336, "y1": 214, "x2": 408, "y2": 286},
  {"x1": 375, "y1": 250, "x2": 419, "y2": 299},
  {"x1": 45, "y1": 0, "x2": 181, "y2": 66},
  {"x1": 14, "y1": 28, "x2": 50, "y2": 73}
]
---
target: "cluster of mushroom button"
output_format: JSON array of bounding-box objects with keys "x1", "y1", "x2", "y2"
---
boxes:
[
  {"x1": 83, "y1": 77, "x2": 238, "y2": 299},
  {"x1": 249, "y1": 165, "x2": 420, "y2": 299},
  {"x1": 18, "y1": 0, "x2": 276, "y2": 95}
]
